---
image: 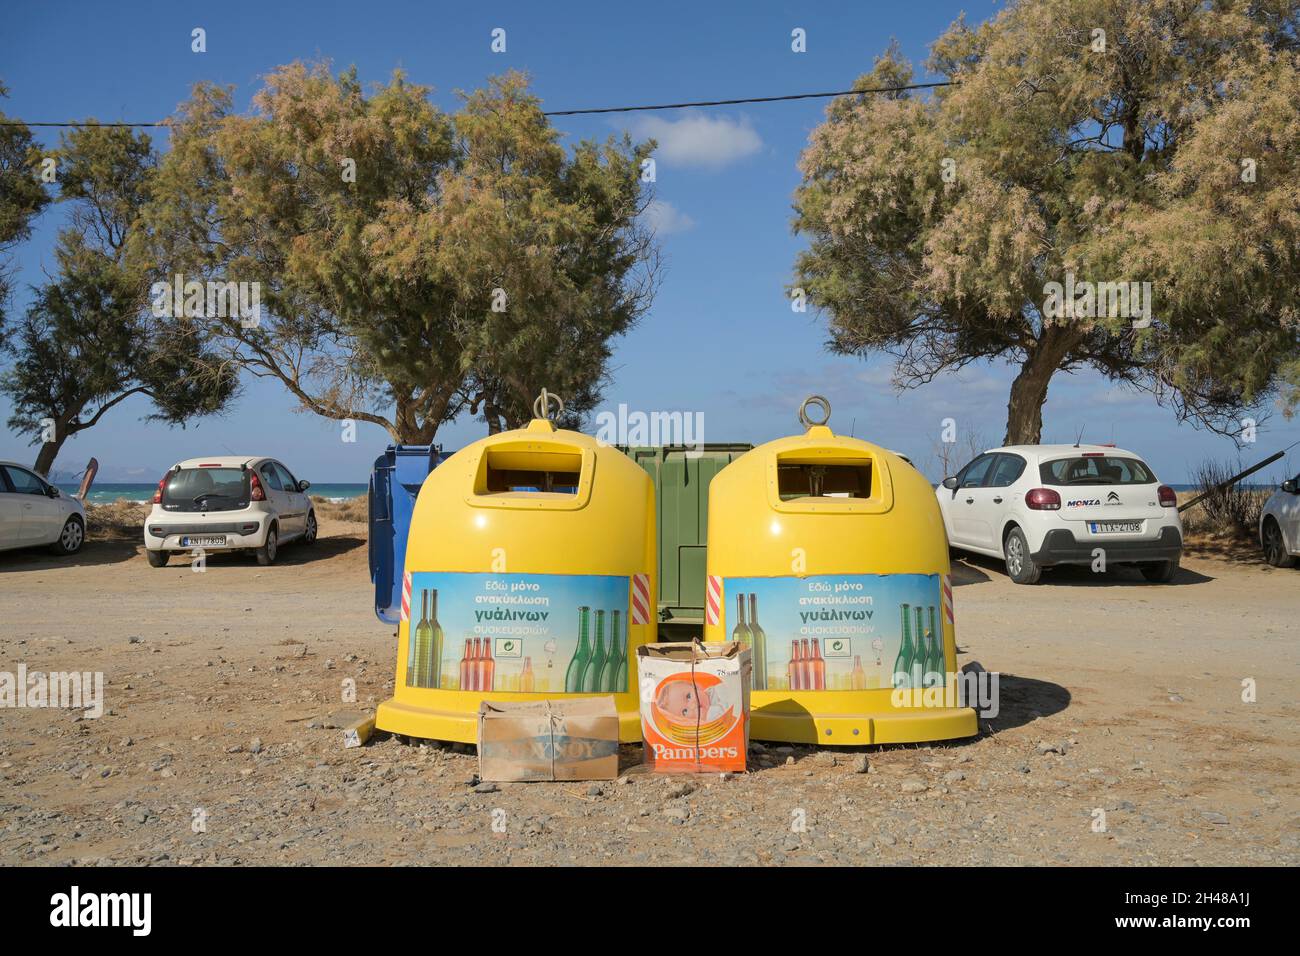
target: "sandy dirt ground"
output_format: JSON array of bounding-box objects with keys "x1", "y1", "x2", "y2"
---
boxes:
[{"x1": 0, "y1": 514, "x2": 1296, "y2": 866}]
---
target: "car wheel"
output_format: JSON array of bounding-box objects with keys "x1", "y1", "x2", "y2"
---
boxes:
[
  {"x1": 1262, "y1": 519, "x2": 1295, "y2": 568},
  {"x1": 256, "y1": 525, "x2": 278, "y2": 566},
  {"x1": 50, "y1": 515, "x2": 84, "y2": 555},
  {"x1": 1003, "y1": 527, "x2": 1042, "y2": 584},
  {"x1": 146, "y1": 550, "x2": 170, "y2": 568},
  {"x1": 1140, "y1": 557, "x2": 1180, "y2": 583},
  {"x1": 303, "y1": 510, "x2": 318, "y2": 545}
]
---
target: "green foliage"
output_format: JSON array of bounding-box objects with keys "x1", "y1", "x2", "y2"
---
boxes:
[
  {"x1": 1, "y1": 125, "x2": 237, "y2": 474},
  {"x1": 0, "y1": 81, "x2": 52, "y2": 332},
  {"x1": 138, "y1": 63, "x2": 658, "y2": 441},
  {"x1": 793, "y1": 0, "x2": 1300, "y2": 442}
]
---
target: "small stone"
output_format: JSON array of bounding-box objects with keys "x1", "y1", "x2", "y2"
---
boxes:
[
  {"x1": 662, "y1": 805, "x2": 689, "y2": 823},
  {"x1": 249, "y1": 738, "x2": 264, "y2": 754},
  {"x1": 1168, "y1": 695, "x2": 1184, "y2": 703},
  {"x1": 1036, "y1": 741, "x2": 1063, "y2": 755},
  {"x1": 943, "y1": 770, "x2": 965, "y2": 784},
  {"x1": 852, "y1": 755, "x2": 870, "y2": 774},
  {"x1": 900, "y1": 778, "x2": 928, "y2": 794},
  {"x1": 473, "y1": 782, "x2": 499, "y2": 794},
  {"x1": 785, "y1": 756, "x2": 796, "y2": 766},
  {"x1": 667, "y1": 781, "x2": 695, "y2": 799},
  {"x1": 586, "y1": 784, "x2": 603, "y2": 797},
  {"x1": 1201, "y1": 811, "x2": 1229, "y2": 825}
]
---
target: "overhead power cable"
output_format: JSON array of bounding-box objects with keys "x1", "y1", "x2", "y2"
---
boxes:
[{"x1": 0, "y1": 80, "x2": 955, "y2": 127}]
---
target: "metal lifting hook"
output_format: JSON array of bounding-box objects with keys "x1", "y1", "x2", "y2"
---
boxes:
[
  {"x1": 798, "y1": 395, "x2": 831, "y2": 429},
  {"x1": 533, "y1": 388, "x2": 565, "y2": 422}
]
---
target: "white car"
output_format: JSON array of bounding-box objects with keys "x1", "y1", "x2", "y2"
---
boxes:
[
  {"x1": 0, "y1": 461, "x2": 87, "y2": 556},
  {"x1": 1259, "y1": 473, "x2": 1300, "y2": 567},
  {"x1": 937, "y1": 444, "x2": 1183, "y2": 584},
  {"x1": 143, "y1": 456, "x2": 317, "y2": 567}
]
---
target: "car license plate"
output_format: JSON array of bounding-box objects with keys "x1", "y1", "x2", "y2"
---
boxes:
[
  {"x1": 1088, "y1": 521, "x2": 1142, "y2": 534},
  {"x1": 180, "y1": 535, "x2": 226, "y2": 547}
]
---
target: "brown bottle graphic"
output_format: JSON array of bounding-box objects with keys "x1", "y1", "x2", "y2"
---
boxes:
[
  {"x1": 459, "y1": 639, "x2": 472, "y2": 691},
  {"x1": 521, "y1": 656, "x2": 535, "y2": 693},
  {"x1": 810, "y1": 638, "x2": 826, "y2": 690},
  {"x1": 789, "y1": 640, "x2": 803, "y2": 691},
  {"x1": 479, "y1": 638, "x2": 495, "y2": 692}
]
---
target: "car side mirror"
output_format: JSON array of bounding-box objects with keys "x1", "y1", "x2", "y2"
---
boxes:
[
  {"x1": 297, "y1": 480, "x2": 311, "y2": 492},
  {"x1": 941, "y1": 476, "x2": 959, "y2": 490},
  {"x1": 1283, "y1": 479, "x2": 1297, "y2": 494},
  {"x1": 46, "y1": 485, "x2": 60, "y2": 498}
]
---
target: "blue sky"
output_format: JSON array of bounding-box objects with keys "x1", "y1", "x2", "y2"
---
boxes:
[{"x1": 2, "y1": 0, "x2": 1296, "y2": 484}]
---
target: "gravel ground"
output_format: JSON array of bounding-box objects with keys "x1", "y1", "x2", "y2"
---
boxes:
[{"x1": 0, "y1": 515, "x2": 1296, "y2": 866}]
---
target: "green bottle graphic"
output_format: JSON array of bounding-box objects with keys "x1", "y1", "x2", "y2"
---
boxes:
[
  {"x1": 427, "y1": 588, "x2": 445, "y2": 689},
  {"x1": 413, "y1": 590, "x2": 434, "y2": 688},
  {"x1": 731, "y1": 593, "x2": 750, "y2": 646},
  {"x1": 583, "y1": 610, "x2": 608, "y2": 693},
  {"x1": 612, "y1": 610, "x2": 628, "y2": 693},
  {"x1": 564, "y1": 606, "x2": 592, "y2": 693},
  {"x1": 599, "y1": 609, "x2": 624, "y2": 692},
  {"x1": 892, "y1": 603, "x2": 913, "y2": 689},
  {"x1": 911, "y1": 606, "x2": 926, "y2": 690},
  {"x1": 748, "y1": 593, "x2": 768, "y2": 691},
  {"x1": 924, "y1": 605, "x2": 943, "y2": 687}
]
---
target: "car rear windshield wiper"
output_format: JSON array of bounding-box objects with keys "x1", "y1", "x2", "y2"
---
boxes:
[{"x1": 192, "y1": 492, "x2": 237, "y2": 503}]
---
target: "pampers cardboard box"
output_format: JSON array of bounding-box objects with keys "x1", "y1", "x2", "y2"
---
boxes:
[{"x1": 637, "y1": 642, "x2": 750, "y2": 773}]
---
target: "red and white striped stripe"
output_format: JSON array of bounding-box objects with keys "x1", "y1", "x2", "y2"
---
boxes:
[
  {"x1": 400, "y1": 571, "x2": 412, "y2": 622},
  {"x1": 630, "y1": 573, "x2": 651, "y2": 625},
  {"x1": 705, "y1": 574, "x2": 722, "y2": 627},
  {"x1": 941, "y1": 573, "x2": 954, "y2": 626}
]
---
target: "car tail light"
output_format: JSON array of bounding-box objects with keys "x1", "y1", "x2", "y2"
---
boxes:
[
  {"x1": 1158, "y1": 485, "x2": 1177, "y2": 508},
  {"x1": 1025, "y1": 488, "x2": 1062, "y2": 510},
  {"x1": 249, "y1": 471, "x2": 266, "y2": 502},
  {"x1": 152, "y1": 474, "x2": 168, "y2": 504}
]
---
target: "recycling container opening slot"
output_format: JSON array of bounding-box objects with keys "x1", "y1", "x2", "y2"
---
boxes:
[
  {"x1": 777, "y1": 458, "x2": 874, "y2": 500},
  {"x1": 474, "y1": 444, "x2": 587, "y2": 497}
]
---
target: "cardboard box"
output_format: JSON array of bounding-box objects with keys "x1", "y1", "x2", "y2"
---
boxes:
[
  {"x1": 637, "y1": 641, "x2": 750, "y2": 773},
  {"x1": 477, "y1": 697, "x2": 619, "y2": 782}
]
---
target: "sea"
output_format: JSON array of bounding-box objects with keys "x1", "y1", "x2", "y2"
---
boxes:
[{"x1": 58, "y1": 482, "x2": 368, "y2": 505}]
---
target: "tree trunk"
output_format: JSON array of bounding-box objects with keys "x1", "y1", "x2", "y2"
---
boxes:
[
  {"x1": 1003, "y1": 329, "x2": 1080, "y2": 445},
  {"x1": 33, "y1": 435, "x2": 68, "y2": 477},
  {"x1": 32, "y1": 411, "x2": 81, "y2": 477}
]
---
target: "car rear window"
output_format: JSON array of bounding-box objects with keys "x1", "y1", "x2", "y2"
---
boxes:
[
  {"x1": 162, "y1": 467, "x2": 250, "y2": 512},
  {"x1": 1039, "y1": 456, "x2": 1156, "y2": 486}
]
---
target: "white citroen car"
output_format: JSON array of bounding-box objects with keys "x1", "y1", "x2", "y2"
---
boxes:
[
  {"x1": 143, "y1": 456, "x2": 317, "y2": 567},
  {"x1": 1259, "y1": 472, "x2": 1300, "y2": 567},
  {"x1": 0, "y1": 461, "x2": 87, "y2": 556},
  {"x1": 936, "y1": 445, "x2": 1183, "y2": 584}
]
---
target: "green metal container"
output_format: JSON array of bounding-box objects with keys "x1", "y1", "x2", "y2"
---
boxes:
[{"x1": 620, "y1": 444, "x2": 752, "y2": 640}]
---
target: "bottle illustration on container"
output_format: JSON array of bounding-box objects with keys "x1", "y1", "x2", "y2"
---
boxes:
[
  {"x1": 809, "y1": 638, "x2": 826, "y2": 690},
  {"x1": 427, "y1": 588, "x2": 444, "y2": 689},
  {"x1": 479, "y1": 638, "x2": 496, "y2": 692},
  {"x1": 799, "y1": 638, "x2": 812, "y2": 691},
  {"x1": 911, "y1": 606, "x2": 926, "y2": 690},
  {"x1": 599, "y1": 609, "x2": 624, "y2": 692},
  {"x1": 411, "y1": 590, "x2": 433, "y2": 688},
  {"x1": 893, "y1": 603, "x2": 914, "y2": 689},
  {"x1": 406, "y1": 592, "x2": 420, "y2": 684},
  {"x1": 521, "y1": 656, "x2": 535, "y2": 693},
  {"x1": 564, "y1": 606, "x2": 592, "y2": 693},
  {"x1": 788, "y1": 639, "x2": 803, "y2": 691},
  {"x1": 851, "y1": 655, "x2": 866, "y2": 690},
  {"x1": 924, "y1": 605, "x2": 943, "y2": 687},
  {"x1": 458, "y1": 638, "x2": 472, "y2": 691},
  {"x1": 748, "y1": 593, "x2": 769, "y2": 691},
  {"x1": 582, "y1": 610, "x2": 608, "y2": 693},
  {"x1": 613, "y1": 610, "x2": 628, "y2": 692},
  {"x1": 731, "y1": 593, "x2": 749, "y2": 646}
]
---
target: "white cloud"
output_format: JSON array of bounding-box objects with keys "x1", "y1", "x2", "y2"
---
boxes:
[
  {"x1": 644, "y1": 200, "x2": 696, "y2": 236},
  {"x1": 631, "y1": 112, "x2": 762, "y2": 169}
]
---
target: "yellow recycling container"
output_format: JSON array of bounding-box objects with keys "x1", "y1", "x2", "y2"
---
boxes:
[
  {"x1": 375, "y1": 391, "x2": 656, "y2": 744},
  {"x1": 702, "y1": 397, "x2": 978, "y2": 746}
]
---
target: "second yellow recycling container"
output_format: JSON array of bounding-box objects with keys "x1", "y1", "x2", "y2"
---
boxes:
[
  {"x1": 375, "y1": 394, "x2": 656, "y2": 744},
  {"x1": 702, "y1": 397, "x2": 978, "y2": 745}
]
